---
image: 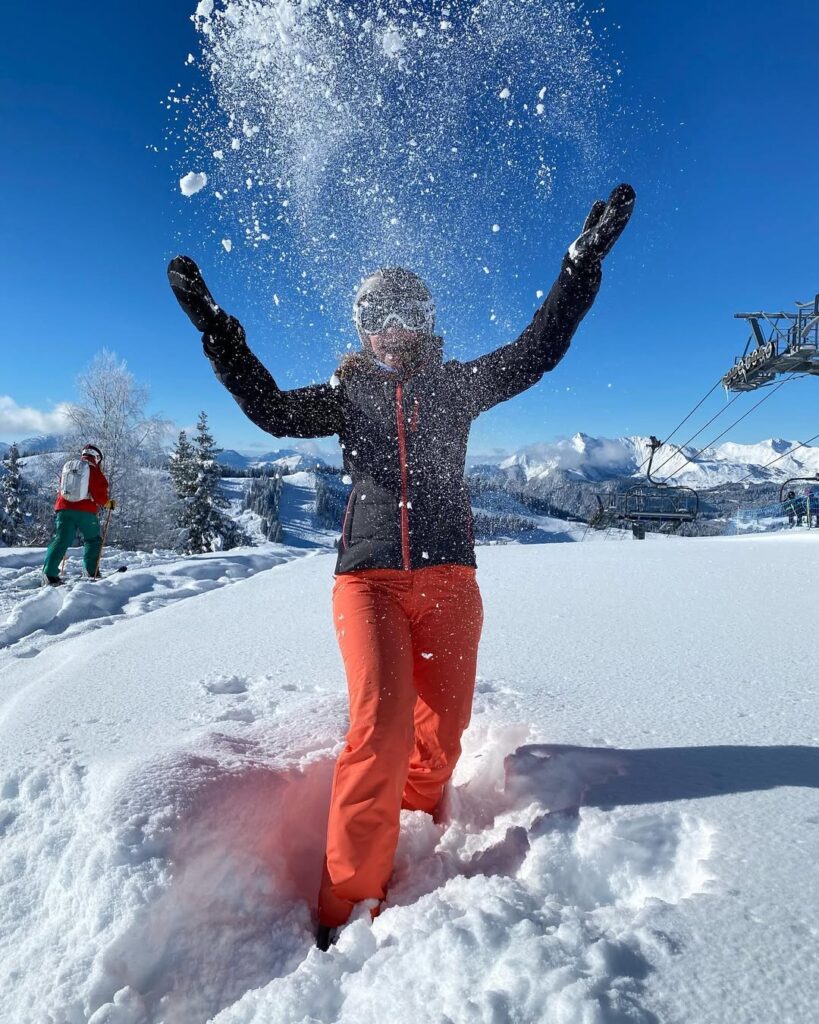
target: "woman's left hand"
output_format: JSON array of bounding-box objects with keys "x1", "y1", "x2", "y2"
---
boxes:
[{"x1": 567, "y1": 183, "x2": 636, "y2": 267}]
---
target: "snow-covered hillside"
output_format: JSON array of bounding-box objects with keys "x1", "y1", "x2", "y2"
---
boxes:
[
  {"x1": 218, "y1": 449, "x2": 334, "y2": 473},
  {"x1": 0, "y1": 534, "x2": 817, "y2": 1023}
]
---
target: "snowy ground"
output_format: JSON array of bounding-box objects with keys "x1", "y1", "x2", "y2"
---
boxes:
[
  {"x1": 0, "y1": 543, "x2": 318, "y2": 656},
  {"x1": 0, "y1": 530, "x2": 817, "y2": 1023}
]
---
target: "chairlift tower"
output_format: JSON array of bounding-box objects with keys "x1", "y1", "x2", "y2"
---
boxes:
[{"x1": 723, "y1": 294, "x2": 819, "y2": 391}]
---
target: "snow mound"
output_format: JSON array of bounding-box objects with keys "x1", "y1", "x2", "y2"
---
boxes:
[
  {"x1": 0, "y1": 720, "x2": 336, "y2": 1024},
  {"x1": 210, "y1": 726, "x2": 711, "y2": 1024}
]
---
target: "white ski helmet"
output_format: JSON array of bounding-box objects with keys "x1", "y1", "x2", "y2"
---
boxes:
[{"x1": 353, "y1": 267, "x2": 435, "y2": 340}]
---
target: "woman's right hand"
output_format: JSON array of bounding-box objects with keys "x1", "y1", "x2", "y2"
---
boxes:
[{"x1": 167, "y1": 255, "x2": 224, "y2": 334}]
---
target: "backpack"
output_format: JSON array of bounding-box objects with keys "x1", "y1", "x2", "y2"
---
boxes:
[{"x1": 59, "y1": 459, "x2": 91, "y2": 503}]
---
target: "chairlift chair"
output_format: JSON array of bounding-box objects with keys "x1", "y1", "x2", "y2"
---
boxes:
[
  {"x1": 591, "y1": 437, "x2": 700, "y2": 538},
  {"x1": 623, "y1": 437, "x2": 700, "y2": 534}
]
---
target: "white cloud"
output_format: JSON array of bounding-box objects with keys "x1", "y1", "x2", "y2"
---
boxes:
[{"x1": 0, "y1": 396, "x2": 71, "y2": 438}]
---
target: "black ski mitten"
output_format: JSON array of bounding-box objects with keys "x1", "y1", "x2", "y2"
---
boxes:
[
  {"x1": 167, "y1": 255, "x2": 224, "y2": 334},
  {"x1": 567, "y1": 183, "x2": 636, "y2": 267}
]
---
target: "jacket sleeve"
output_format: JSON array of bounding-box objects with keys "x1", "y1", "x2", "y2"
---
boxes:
[
  {"x1": 90, "y1": 467, "x2": 110, "y2": 506},
  {"x1": 456, "y1": 257, "x2": 602, "y2": 418},
  {"x1": 202, "y1": 316, "x2": 343, "y2": 439}
]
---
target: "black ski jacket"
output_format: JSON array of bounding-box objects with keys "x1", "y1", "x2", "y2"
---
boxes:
[{"x1": 202, "y1": 258, "x2": 601, "y2": 574}]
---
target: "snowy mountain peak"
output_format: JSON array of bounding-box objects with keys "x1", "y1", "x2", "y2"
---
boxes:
[{"x1": 492, "y1": 434, "x2": 819, "y2": 488}]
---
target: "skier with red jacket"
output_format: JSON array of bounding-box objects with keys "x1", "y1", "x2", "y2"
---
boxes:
[
  {"x1": 43, "y1": 444, "x2": 115, "y2": 584},
  {"x1": 168, "y1": 183, "x2": 635, "y2": 949}
]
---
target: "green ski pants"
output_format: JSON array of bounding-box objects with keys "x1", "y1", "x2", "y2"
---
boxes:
[{"x1": 43, "y1": 510, "x2": 102, "y2": 578}]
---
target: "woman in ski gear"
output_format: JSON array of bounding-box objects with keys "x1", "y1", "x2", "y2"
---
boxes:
[
  {"x1": 168, "y1": 182, "x2": 635, "y2": 946},
  {"x1": 43, "y1": 444, "x2": 113, "y2": 584}
]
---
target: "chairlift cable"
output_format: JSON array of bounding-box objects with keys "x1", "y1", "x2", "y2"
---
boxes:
[
  {"x1": 650, "y1": 390, "x2": 746, "y2": 478},
  {"x1": 662, "y1": 376, "x2": 798, "y2": 482},
  {"x1": 655, "y1": 371, "x2": 805, "y2": 480},
  {"x1": 636, "y1": 377, "x2": 726, "y2": 473}
]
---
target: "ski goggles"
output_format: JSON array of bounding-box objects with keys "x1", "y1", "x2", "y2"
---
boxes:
[{"x1": 354, "y1": 295, "x2": 435, "y2": 335}]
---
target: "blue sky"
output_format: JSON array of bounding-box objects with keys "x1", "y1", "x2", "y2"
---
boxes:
[{"x1": 2, "y1": 0, "x2": 818, "y2": 457}]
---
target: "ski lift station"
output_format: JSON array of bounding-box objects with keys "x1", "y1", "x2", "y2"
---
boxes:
[
  {"x1": 590, "y1": 292, "x2": 819, "y2": 539},
  {"x1": 722, "y1": 294, "x2": 819, "y2": 391}
]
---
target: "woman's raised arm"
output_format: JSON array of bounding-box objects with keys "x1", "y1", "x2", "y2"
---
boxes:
[
  {"x1": 457, "y1": 183, "x2": 635, "y2": 418},
  {"x1": 168, "y1": 256, "x2": 342, "y2": 439}
]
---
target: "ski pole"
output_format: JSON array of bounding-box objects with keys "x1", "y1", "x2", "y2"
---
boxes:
[{"x1": 94, "y1": 505, "x2": 113, "y2": 578}]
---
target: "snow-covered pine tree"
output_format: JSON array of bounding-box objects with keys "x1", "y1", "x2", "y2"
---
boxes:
[
  {"x1": 1, "y1": 444, "x2": 24, "y2": 546},
  {"x1": 167, "y1": 428, "x2": 196, "y2": 499},
  {"x1": 243, "y1": 471, "x2": 284, "y2": 542},
  {"x1": 189, "y1": 411, "x2": 227, "y2": 552},
  {"x1": 168, "y1": 429, "x2": 198, "y2": 549},
  {"x1": 173, "y1": 412, "x2": 246, "y2": 554}
]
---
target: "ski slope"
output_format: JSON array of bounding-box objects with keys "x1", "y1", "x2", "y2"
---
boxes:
[
  {"x1": 0, "y1": 534, "x2": 817, "y2": 1023},
  {"x1": 277, "y1": 471, "x2": 339, "y2": 550}
]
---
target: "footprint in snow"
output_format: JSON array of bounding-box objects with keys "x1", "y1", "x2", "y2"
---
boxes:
[
  {"x1": 203, "y1": 675, "x2": 249, "y2": 695},
  {"x1": 215, "y1": 706, "x2": 258, "y2": 724},
  {"x1": 0, "y1": 776, "x2": 20, "y2": 800}
]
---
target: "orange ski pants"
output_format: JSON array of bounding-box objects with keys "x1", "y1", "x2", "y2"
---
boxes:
[{"x1": 318, "y1": 565, "x2": 483, "y2": 927}]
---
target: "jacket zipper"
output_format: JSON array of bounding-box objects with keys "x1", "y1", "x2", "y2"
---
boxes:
[
  {"x1": 340, "y1": 486, "x2": 355, "y2": 550},
  {"x1": 395, "y1": 382, "x2": 412, "y2": 570},
  {"x1": 410, "y1": 397, "x2": 420, "y2": 432}
]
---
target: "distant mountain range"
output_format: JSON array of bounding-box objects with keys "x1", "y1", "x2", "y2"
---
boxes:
[
  {"x1": 6, "y1": 433, "x2": 817, "y2": 490},
  {"x1": 0, "y1": 435, "x2": 65, "y2": 459},
  {"x1": 486, "y1": 433, "x2": 819, "y2": 488},
  {"x1": 215, "y1": 433, "x2": 819, "y2": 488},
  {"x1": 217, "y1": 448, "x2": 331, "y2": 473}
]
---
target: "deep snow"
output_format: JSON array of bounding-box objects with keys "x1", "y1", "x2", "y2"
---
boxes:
[{"x1": 1, "y1": 531, "x2": 817, "y2": 1023}]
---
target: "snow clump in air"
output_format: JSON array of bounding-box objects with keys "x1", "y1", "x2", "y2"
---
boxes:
[
  {"x1": 174, "y1": 0, "x2": 628, "y2": 335},
  {"x1": 179, "y1": 171, "x2": 208, "y2": 196},
  {"x1": 381, "y1": 28, "x2": 404, "y2": 59}
]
